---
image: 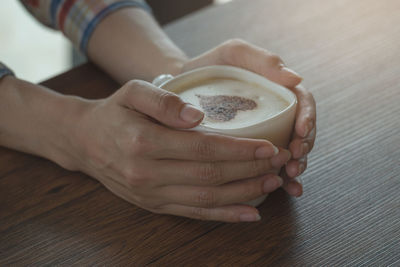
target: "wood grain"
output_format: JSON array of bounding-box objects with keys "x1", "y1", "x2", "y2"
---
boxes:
[{"x1": 1, "y1": 0, "x2": 400, "y2": 265}]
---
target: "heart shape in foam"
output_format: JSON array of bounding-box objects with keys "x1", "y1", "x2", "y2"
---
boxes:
[{"x1": 196, "y1": 94, "x2": 257, "y2": 122}]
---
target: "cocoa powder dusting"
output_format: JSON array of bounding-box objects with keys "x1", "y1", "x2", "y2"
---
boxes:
[{"x1": 196, "y1": 94, "x2": 257, "y2": 122}]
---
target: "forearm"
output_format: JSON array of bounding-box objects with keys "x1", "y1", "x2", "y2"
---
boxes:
[
  {"x1": 0, "y1": 76, "x2": 87, "y2": 169},
  {"x1": 87, "y1": 8, "x2": 188, "y2": 83}
]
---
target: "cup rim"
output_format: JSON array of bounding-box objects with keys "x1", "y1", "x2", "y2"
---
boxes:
[{"x1": 160, "y1": 65, "x2": 297, "y2": 132}]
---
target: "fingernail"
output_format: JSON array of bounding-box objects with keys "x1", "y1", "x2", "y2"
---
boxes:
[
  {"x1": 303, "y1": 120, "x2": 314, "y2": 137},
  {"x1": 263, "y1": 176, "x2": 283, "y2": 193},
  {"x1": 297, "y1": 156, "x2": 307, "y2": 175},
  {"x1": 282, "y1": 67, "x2": 303, "y2": 81},
  {"x1": 277, "y1": 176, "x2": 284, "y2": 186},
  {"x1": 298, "y1": 162, "x2": 305, "y2": 175},
  {"x1": 308, "y1": 120, "x2": 314, "y2": 135},
  {"x1": 239, "y1": 213, "x2": 261, "y2": 222},
  {"x1": 180, "y1": 104, "x2": 204, "y2": 123},
  {"x1": 302, "y1": 143, "x2": 309, "y2": 156},
  {"x1": 296, "y1": 177, "x2": 303, "y2": 185},
  {"x1": 287, "y1": 150, "x2": 292, "y2": 160},
  {"x1": 270, "y1": 149, "x2": 291, "y2": 168},
  {"x1": 302, "y1": 125, "x2": 309, "y2": 138},
  {"x1": 289, "y1": 178, "x2": 303, "y2": 197},
  {"x1": 255, "y1": 145, "x2": 279, "y2": 159}
]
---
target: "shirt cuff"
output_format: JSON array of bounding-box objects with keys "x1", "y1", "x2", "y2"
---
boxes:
[
  {"x1": 56, "y1": 0, "x2": 151, "y2": 54},
  {"x1": 0, "y1": 63, "x2": 15, "y2": 80}
]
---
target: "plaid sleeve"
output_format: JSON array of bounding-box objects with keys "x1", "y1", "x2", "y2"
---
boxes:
[
  {"x1": 21, "y1": 0, "x2": 151, "y2": 54},
  {"x1": 0, "y1": 62, "x2": 15, "y2": 80}
]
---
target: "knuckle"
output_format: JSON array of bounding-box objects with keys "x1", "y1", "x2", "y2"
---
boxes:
[
  {"x1": 196, "y1": 189, "x2": 217, "y2": 208},
  {"x1": 230, "y1": 139, "x2": 253, "y2": 159},
  {"x1": 190, "y1": 207, "x2": 210, "y2": 220},
  {"x1": 130, "y1": 130, "x2": 153, "y2": 156},
  {"x1": 198, "y1": 163, "x2": 223, "y2": 185},
  {"x1": 85, "y1": 146, "x2": 110, "y2": 171},
  {"x1": 249, "y1": 160, "x2": 266, "y2": 177},
  {"x1": 125, "y1": 79, "x2": 146, "y2": 89},
  {"x1": 150, "y1": 202, "x2": 165, "y2": 211},
  {"x1": 118, "y1": 80, "x2": 149, "y2": 105},
  {"x1": 131, "y1": 194, "x2": 145, "y2": 205},
  {"x1": 243, "y1": 181, "x2": 263, "y2": 200},
  {"x1": 122, "y1": 79, "x2": 145, "y2": 95},
  {"x1": 224, "y1": 39, "x2": 248, "y2": 57},
  {"x1": 147, "y1": 206, "x2": 164, "y2": 215},
  {"x1": 191, "y1": 137, "x2": 216, "y2": 159},
  {"x1": 269, "y1": 53, "x2": 283, "y2": 65},
  {"x1": 141, "y1": 200, "x2": 161, "y2": 211},
  {"x1": 123, "y1": 168, "x2": 147, "y2": 188},
  {"x1": 155, "y1": 91, "x2": 179, "y2": 113},
  {"x1": 133, "y1": 196, "x2": 162, "y2": 212},
  {"x1": 226, "y1": 38, "x2": 247, "y2": 50}
]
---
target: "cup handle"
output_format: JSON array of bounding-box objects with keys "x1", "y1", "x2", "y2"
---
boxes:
[{"x1": 152, "y1": 74, "x2": 174, "y2": 87}]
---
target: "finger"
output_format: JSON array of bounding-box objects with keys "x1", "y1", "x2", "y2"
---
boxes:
[
  {"x1": 281, "y1": 170, "x2": 303, "y2": 197},
  {"x1": 289, "y1": 137, "x2": 306, "y2": 159},
  {"x1": 221, "y1": 39, "x2": 303, "y2": 88},
  {"x1": 152, "y1": 154, "x2": 290, "y2": 186},
  {"x1": 154, "y1": 203, "x2": 261, "y2": 222},
  {"x1": 283, "y1": 179, "x2": 303, "y2": 197},
  {"x1": 289, "y1": 127, "x2": 316, "y2": 159},
  {"x1": 285, "y1": 156, "x2": 307, "y2": 179},
  {"x1": 116, "y1": 80, "x2": 204, "y2": 129},
  {"x1": 96, "y1": 172, "x2": 141, "y2": 206},
  {"x1": 183, "y1": 39, "x2": 303, "y2": 88},
  {"x1": 152, "y1": 127, "x2": 282, "y2": 161},
  {"x1": 291, "y1": 85, "x2": 317, "y2": 139},
  {"x1": 306, "y1": 126, "x2": 317, "y2": 151},
  {"x1": 158, "y1": 174, "x2": 283, "y2": 208},
  {"x1": 98, "y1": 172, "x2": 262, "y2": 222}
]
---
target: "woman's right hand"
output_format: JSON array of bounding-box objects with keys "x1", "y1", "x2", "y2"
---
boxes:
[{"x1": 64, "y1": 80, "x2": 291, "y2": 222}]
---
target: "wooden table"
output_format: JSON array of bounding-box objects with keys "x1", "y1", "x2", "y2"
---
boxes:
[{"x1": 1, "y1": 0, "x2": 399, "y2": 265}]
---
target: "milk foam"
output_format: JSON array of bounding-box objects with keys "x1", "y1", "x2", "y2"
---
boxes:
[{"x1": 178, "y1": 78, "x2": 289, "y2": 129}]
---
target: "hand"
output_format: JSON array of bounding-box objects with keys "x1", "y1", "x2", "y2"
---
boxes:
[
  {"x1": 281, "y1": 84, "x2": 316, "y2": 196},
  {"x1": 183, "y1": 39, "x2": 317, "y2": 197},
  {"x1": 67, "y1": 80, "x2": 291, "y2": 222}
]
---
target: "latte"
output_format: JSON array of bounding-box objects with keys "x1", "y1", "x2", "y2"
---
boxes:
[
  {"x1": 177, "y1": 78, "x2": 289, "y2": 130},
  {"x1": 155, "y1": 65, "x2": 297, "y2": 207}
]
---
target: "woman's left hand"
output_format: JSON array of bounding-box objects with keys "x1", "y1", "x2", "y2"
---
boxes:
[{"x1": 181, "y1": 39, "x2": 317, "y2": 197}]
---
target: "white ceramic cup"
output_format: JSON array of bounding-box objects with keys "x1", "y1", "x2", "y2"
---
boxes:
[{"x1": 153, "y1": 65, "x2": 297, "y2": 206}]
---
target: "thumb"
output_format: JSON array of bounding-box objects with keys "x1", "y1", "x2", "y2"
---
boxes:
[{"x1": 116, "y1": 79, "x2": 204, "y2": 129}]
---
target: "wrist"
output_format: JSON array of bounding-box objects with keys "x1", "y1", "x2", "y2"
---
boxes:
[
  {"x1": 46, "y1": 95, "x2": 94, "y2": 171},
  {"x1": 0, "y1": 76, "x2": 93, "y2": 170}
]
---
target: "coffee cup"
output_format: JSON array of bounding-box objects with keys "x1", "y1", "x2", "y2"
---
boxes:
[{"x1": 153, "y1": 65, "x2": 297, "y2": 206}]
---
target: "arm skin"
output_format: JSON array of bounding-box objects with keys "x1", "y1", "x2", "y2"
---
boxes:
[
  {"x1": 0, "y1": 76, "x2": 86, "y2": 170},
  {"x1": 87, "y1": 8, "x2": 188, "y2": 83},
  {"x1": 0, "y1": 7, "x2": 316, "y2": 221},
  {"x1": 0, "y1": 8, "x2": 186, "y2": 167}
]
